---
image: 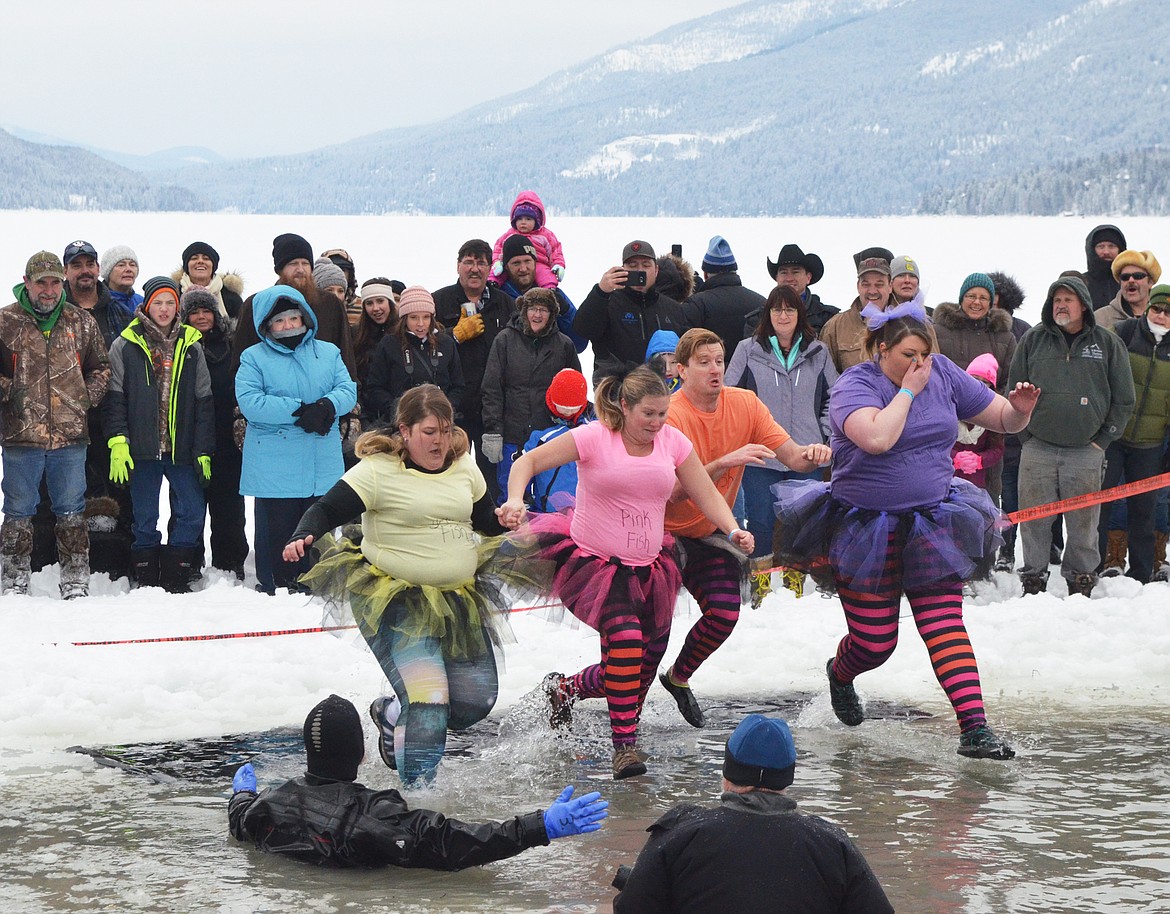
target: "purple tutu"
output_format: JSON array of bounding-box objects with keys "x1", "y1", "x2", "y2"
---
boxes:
[
  {"x1": 501, "y1": 508, "x2": 683, "y2": 638},
  {"x1": 771, "y1": 478, "x2": 1005, "y2": 593}
]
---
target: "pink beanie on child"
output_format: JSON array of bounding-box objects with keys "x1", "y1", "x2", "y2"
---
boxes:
[{"x1": 966, "y1": 352, "x2": 999, "y2": 386}]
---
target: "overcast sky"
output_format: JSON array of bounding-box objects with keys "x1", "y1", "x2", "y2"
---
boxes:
[{"x1": 2, "y1": 1, "x2": 746, "y2": 159}]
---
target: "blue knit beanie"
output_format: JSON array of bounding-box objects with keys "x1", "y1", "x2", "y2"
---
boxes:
[
  {"x1": 702, "y1": 235, "x2": 737, "y2": 273},
  {"x1": 959, "y1": 272, "x2": 996, "y2": 302},
  {"x1": 723, "y1": 714, "x2": 796, "y2": 789}
]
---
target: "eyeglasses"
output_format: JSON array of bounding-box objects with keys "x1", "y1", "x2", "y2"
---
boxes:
[
  {"x1": 771, "y1": 307, "x2": 797, "y2": 315},
  {"x1": 1147, "y1": 303, "x2": 1170, "y2": 315},
  {"x1": 525, "y1": 305, "x2": 551, "y2": 314},
  {"x1": 459, "y1": 257, "x2": 490, "y2": 267},
  {"x1": 1119, "y1": 271, "x2": 1148, "y2": 281}
]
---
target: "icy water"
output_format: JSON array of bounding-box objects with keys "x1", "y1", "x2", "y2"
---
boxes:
[{"x1": 2, "y1": 689, "x2": 1168, "y2": 913}]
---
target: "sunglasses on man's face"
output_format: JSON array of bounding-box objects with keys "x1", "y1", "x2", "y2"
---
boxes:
[{"x1": 1119, "y1": 271, "x2": 1148, "y2": 281}]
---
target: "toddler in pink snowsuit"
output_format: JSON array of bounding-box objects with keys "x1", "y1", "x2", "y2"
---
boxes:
[{"x1": 492, "y1": 190, "x2": 566, "y2": 289}]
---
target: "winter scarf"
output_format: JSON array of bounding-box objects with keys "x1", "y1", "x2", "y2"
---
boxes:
[
  {"x1": 135, "y1": 306, "x2": 183, "y2": 452},
  {"x1": 14, "y1": 283, "x2": 66, "y2": 337}
]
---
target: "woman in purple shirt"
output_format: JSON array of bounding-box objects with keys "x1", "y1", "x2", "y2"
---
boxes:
[{"x1": 773, "y1": 300, "x2": 1039, "y2": 760}]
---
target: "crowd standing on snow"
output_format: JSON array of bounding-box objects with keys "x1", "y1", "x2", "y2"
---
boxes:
[{"x1": 5, "y1": 201, "x2": 1168, "y2": 901}]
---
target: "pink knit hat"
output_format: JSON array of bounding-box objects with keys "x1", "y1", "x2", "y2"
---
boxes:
[
  {"x1": 396, "y1": 285, "x2": 435, "y2": 316},
  {"x1": 966, "y1": 352, "x2": 999, "y2": 386}
]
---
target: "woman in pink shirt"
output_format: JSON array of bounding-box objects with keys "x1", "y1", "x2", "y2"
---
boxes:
[{"x1": 499, "y1": 366, "x2": 753, "y2": 779}]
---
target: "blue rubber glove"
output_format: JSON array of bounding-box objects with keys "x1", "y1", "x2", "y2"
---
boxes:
[
  {"x1": 232, "y1": 762, "x2": 257, "y2": 794},
  {"x1": 543, "y1": 785, "x2": 608, "y2": 840}
]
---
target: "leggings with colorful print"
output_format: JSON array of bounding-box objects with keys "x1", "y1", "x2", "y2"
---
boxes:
[
  {"x1": 831, "y1": 530, "x2": 987, "y2": 733},
  {"x1": 563, "y1": 565, "x2": 671, "y2": 748},
  {"x1": 365, "y1": 602, "x2": 498, "y2": 783}
]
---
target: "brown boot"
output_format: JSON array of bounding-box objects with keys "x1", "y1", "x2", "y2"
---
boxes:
[
  {"x1": 1100, "y1": 530, "x2": 1127, "y2": 577},
  {"x1": 613, "y1": 746, "x2": 647, "y2": 780}
]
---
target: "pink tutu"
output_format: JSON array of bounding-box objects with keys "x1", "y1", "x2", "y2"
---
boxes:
[{"x1": 500, "y1": 508, "x2": 683, "y2": 638}]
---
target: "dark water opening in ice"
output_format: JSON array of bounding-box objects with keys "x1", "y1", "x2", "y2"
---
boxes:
[{"x1": 2, "y1": 688, "x2": 1168, "y2": 913}]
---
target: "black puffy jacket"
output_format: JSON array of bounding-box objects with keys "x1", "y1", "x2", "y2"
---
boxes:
[{"x1": 229, "y1": 776, "x2": 549, "y2": 869}]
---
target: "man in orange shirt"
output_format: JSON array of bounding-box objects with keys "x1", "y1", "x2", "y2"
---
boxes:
[{"x1": 660, "y1": 328, "x2": 831, "y2": 727}]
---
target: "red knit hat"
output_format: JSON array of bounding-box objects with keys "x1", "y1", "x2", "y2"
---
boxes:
[{"x1": 545, "y1": 369, "x2": 588, "y2": 422}]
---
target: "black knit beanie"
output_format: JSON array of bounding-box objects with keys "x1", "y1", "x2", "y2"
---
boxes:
[
  {"x1": 182, "y1": 241, "x2": 220, "y2": 275},
  {"x1": 272, "y1": 233, "x2": 314, "y2": 273},
  {"x1": 303, "y1": 694, "x2": 364, "y2": 782}
]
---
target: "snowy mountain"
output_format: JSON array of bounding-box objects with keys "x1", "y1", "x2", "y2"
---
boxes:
[{"x1": 10, "y1": 0, "x2": 1168, "y2": 216}]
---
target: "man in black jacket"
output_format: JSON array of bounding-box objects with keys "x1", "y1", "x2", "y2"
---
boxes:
[
  {"x1": 229, "y1": 694, "x2": 607, "y2": 869},
  {"x1": 574, "y1": 239, "x2": 688, "y2": 385},
  {"x1": 614, "y1": 714, "x2": 893, "y2": 914},
  {"x1": 433, "y1": 239, "x2": 514, "y2": 500},
  {"x1": 683, "y1": 235, "x2": 766, "y2": 357}
]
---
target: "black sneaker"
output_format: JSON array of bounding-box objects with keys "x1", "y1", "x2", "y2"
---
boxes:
[
  {"x1": 659, "y1": 671, "x2": 704, "y2": 728},
  {"x1": 826, "y1": 659, "x2": 864, "y2": 726},
  {"x1": 958, "y1": 725, "x2": 1015, "y2": 760},
  {"x1": 542, "y1": 672, "x2": 575, "y2": 729},
  {"x1": 369, "y1": 697, "x2": 400, "y2": 770}
]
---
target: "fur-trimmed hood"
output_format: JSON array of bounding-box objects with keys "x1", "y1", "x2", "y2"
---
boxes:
[
  {"x1": 987, "y1": 272, "x2": 1025, "y2": 314},
  {"x1": 932, "y1": 299, "x2": 1013, "y2": 333},
  {"x1": 169, "y1": 267, "x2": 244, "y2": 296}
]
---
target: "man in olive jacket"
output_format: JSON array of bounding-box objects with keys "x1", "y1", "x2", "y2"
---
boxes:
[
  {"x1": 1007, "y1": 273, "x2": 1135, "y2": 597},
  {"x1": 0, "y1": 252, "x2": 110, "y2": 598}
]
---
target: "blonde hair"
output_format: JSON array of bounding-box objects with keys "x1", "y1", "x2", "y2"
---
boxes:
[
  {"x1": 355, "y1": 384, "x2": 469, "y2": 460},
  {"x1": 594, "y1": 365, "x2": 669, "y2": 430}
]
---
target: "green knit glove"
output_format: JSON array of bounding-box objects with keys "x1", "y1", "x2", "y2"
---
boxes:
[
  {"x1": 108, "y1": 435, "x2": 134, "y2": 485},
  {"x1": 197, "y1": 455, "x2": 212, "y2": 488}
]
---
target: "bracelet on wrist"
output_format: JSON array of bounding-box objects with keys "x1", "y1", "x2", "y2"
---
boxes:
[
  {"x1": 727, "y1": 527, "x2": 742, "y2": 541},
  {"x1": 898, "y1": 387, "x2": 915, "y2": 401}
]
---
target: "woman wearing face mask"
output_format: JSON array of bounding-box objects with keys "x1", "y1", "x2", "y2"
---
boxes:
[
  {"x1": 771, "y1": 299, "x2": 1039, "y2": 761},
  {"x1": 282, "y1": 384, "x2": 520, "y2": 785},
  {"x1": 236, "y1": 286, "x2": 357, "y2": 596},
  {"x1": 104, "y1": 277, "x2": 214, "y2": 592},
  {"x1": 363, "y1": 286, "x2": 464, "y2": 424},
  {"x1": 1098, "y1": 284, "x2": 1170, "y2": 583}
]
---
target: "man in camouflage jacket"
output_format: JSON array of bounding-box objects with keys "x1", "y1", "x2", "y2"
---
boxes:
[{"x1": 0, "y1": 251, "x2": 110, "y2": 598}]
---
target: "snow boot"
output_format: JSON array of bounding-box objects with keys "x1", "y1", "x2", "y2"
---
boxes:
[
  {"x1": 55, "y1": 512, "x2": 90, "y2": 600},
  {"x1": 130, "y1": 547, "x2": 161, "y2": 588},
  {"x1": 1020, "y1": 571, "x2": 1048, "y2": 595},
  {"x1": 1100, "y1": 530, "x2": 1127, "y2": 577},
  {"x1": 1067, "y1": 573, "x2": 1096, "y2": 598},
  {"x1": 612, "y1": 745, "x2": 647, "y2": 780},
  {"x1": 995, "y1": 528, "x2": 1016, "y2": 572},
  {"x1": 1, "y1": 515, "x2": 34, "y2": 595},
  {"x1": 160, "y1": 546, "x2": 199, "y2": 594}
]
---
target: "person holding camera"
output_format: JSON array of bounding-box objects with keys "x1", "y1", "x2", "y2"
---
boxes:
[
  {"x1": 230, "y1": 694, "x2": 608, "y2": 869},
  {"x1": 573, "y1": 240, "x2": 689, "y2": 386},
  {"x1": 612, "y1": 714, "x2": 893, "y2": 913}
]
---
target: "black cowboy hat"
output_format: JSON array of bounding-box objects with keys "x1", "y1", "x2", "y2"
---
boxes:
[{"x1": 767, "y1": 244, "x2": 824, "y2": 285}]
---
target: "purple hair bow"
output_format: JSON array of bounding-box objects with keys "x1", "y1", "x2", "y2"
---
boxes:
[{"x1": 861, "y1": 291, "x2": 927, "y2": 331}]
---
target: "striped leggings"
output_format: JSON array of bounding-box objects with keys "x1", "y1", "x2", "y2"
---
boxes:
[
  {"x1": 668, "y1": 539, "x2": 742, "y2": 682},
  {"x1": 564, "y1": 566, "x2": 671, "y2": 748},
  {"x1": 832, "y1": 532, "x2": 987, "y2": 733}
]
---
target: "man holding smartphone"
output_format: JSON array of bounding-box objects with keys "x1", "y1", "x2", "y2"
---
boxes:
[{"x1": 574, "y1": 240, "x2": 689, "y2": 385}]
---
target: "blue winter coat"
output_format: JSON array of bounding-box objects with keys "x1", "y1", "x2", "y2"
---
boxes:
[{"x1": 236, "y1": 287, "x2": 358, "y2": 498}]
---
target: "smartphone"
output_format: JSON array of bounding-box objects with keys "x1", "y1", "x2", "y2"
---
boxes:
[
  {"x1": 671, "y1": 244, "x2": 683, "y2": 257},
  {"x1": 624, "y1": 269, "x2": 648, "y2": 286}
]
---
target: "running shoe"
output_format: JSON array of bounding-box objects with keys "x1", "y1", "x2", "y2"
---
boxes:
[
  {"x1": 369, "y1": 696, "x2": 401, "y2": 770},
  {"x1": 659, "y1": 670, "x2": 704, "y2": 728},
  {"x1": 957, "y1": 725, "x2": 1015, "y2": 760}
]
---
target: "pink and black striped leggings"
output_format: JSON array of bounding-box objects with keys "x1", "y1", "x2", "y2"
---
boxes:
[
  {"x1": 832, "y1": 533, "x2": 987, "y2": 733},
  {"x1": 564, "y1": 566, "x2": 671, "y2": 749}
]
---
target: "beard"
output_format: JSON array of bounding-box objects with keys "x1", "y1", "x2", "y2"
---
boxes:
[{"x1": 278, "y1": 273, "x2": 318, "y2": 306}]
